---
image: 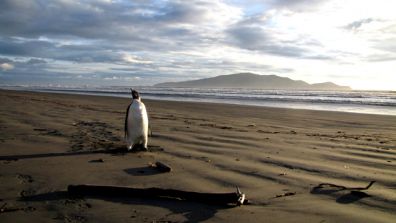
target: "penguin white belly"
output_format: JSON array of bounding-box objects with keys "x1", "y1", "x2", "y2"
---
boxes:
[{"x1": 126, "y1": 100, "x2": 148, "y2": 150}]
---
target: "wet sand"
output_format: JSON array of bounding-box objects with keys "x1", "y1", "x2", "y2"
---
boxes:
[{"x1": 0, "y1": 89, "x2": 395, "y2": 222}]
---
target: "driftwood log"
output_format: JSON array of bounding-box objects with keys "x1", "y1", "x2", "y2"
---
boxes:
[
  {"x1": 313, "y1": 181, "x2": 376, "y2": 191},
  {"x1": 68, "y1": 185, "x2": 246, "y2": 206},
  {"x1": 154, "y1": 161, "x2": 172, "y2": 172}
]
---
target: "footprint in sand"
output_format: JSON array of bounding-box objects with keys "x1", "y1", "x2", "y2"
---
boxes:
[
  {"x1": 16, "y1": 174, "x2": 33, "y2": 184},
  {"x1": 20, "y1": 189, "x2": 36, "y2": 198},
  {"x1": 70, "y1": 120, "x2": 122, "y2": 151},
  {"x1": 33, "y1": 128, "x2": 63, "y2": 136},
  {"x1": 15, "y1": 174, "x2": 37, "y2": 198},
  {"x1": 2, "y1": 159, "x2": 18, "y2": 164},
  {"x1": 54, "y1": 199, "x2": 91, "y2": 222},
  {"x1": 54, "y1": 213, "x2": 87, "y2": 223},
  {"x1": 63, "y1": 199, "x2": 92, "y2": 210}
]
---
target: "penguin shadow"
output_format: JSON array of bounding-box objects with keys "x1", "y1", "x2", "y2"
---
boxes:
[
  {"x1": 336, "y1": 191, "x2": 371, "y2": 204},
  {"x1": 310, "y1": 182, "x2": 374, "y2": 204},
  {"x1": 124, "y1": 166, "x2": 164, "y2": 176},
  {"x1": 21, "y1": 190, "x2": 231, "y2": 222}
]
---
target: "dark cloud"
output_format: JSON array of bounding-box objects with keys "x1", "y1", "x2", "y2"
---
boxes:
[
  {"x1": 0, "y1": 38, "x2": 53, "y2": 59},
  {"x1": 0, "y1": 69, "x2": 92, "y2": 85},
  {"x1": 270, "y1": 0, "x2": 328, "y2": 11},
  {"x1": 344, "y1": 18, "x2": 375, "y2": 30},
  {"x1": 223, "y1": 9, "x2": 331, "y2": 60},
  {"x1": 373, "y1": 38, "x2": 396, "y2": 54},
  {"x1": 227, "y1": 26, "x2": 305, "y2": 57},
  {"x1": 0, "y1": 0, "x2": 218, "y2": 41},
  {"x1": 0, "y1": 0, "x2": 226, "y2": 66},
  {"x1": 365, "y1": 54, "x2": 396, "y2": 62},
  {"x1": 226, "y1": 24, "x2": 330, "y2": 60},
  {"x1": 0, "y1": 57, "x2": 14, "y2": 64},
  {"x1": 27, "y1": 58, "x2": 47, "y2": 64},
  {"x1": 227, "y1": 0, "x2": 327, "y2": 12},
  {"x1": 157, "y1": 1, "x2": 212, "y2": 23},
  {"x1": 0, "y1": 59, "x2": 134, "y2": 86},
  {"x1": 0, "y1": 0, "x2": 240, "y2": 86},
  {"x1": 0, "y1": 0, "x2": 129, "y2": 39},
  {"x1": 3, "y1": 0, "x2": 387, "y2": 87},
  {"x1": 0, "y1": 37, "x2": 129, "y2": 63}
]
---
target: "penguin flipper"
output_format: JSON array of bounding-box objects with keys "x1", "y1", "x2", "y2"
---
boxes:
[{"x1": 125, "y1": 103, "x2": 131, "y2": 139}]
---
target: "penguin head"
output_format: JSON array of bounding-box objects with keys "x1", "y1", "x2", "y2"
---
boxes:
[{"x1": 131, "y1": 89, "x2": 140, "y2": 101}]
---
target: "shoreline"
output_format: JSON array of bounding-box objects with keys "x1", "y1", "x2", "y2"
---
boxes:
[
  {"x1": 0, "y1": 89, "x2": 395, "y2": 222},
  {"x1": 1, "y1": 88, "x2": 395, "y2": 118}
]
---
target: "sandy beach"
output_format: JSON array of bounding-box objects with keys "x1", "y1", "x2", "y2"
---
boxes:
[{"x1": 0, "y1": 89, "x2": 395, "y2": 222}]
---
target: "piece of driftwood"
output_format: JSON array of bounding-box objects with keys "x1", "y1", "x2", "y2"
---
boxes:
[
  {"x1": 0, "y1": 203, "x2": 35, "y2": 214},
  {"x1": 313, "y1": 181, "x2": 376, "y2": 191},
  {"x1": 311, "y1": 181, "x2": 376, "y2": 203},
  {"x1": 154, "y1": 161, "x2": 172, "y2": 172},
  {"x1": 274, "y1": 192, "x2": 296, "y2": 198},
  {"x1": 68, "y1": 185, "x2": 246, "y2": 206}
]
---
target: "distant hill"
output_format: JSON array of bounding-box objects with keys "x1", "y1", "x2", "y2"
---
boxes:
[{"x1": 154, "y1": 73, "x2": 351, "y2": 90}]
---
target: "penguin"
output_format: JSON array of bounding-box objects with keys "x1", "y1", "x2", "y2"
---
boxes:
[{"x1": 125, "y1": 89, "x2": 149, "y2": 151}]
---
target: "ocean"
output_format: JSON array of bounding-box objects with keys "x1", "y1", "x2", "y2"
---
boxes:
[{"x1": 2, "y1": 86, "x2": 396, "y2": 116}]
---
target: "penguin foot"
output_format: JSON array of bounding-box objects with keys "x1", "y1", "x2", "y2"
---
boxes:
[{"x1": 127, "y1": 144, "x2": 148, "y2": 152}]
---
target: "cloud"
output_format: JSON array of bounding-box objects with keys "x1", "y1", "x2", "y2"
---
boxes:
[
  {"x1": 0, "y1": 57, "x2": 14, "y2": 64},
  {"x1": 122, "y1": 54, "x2": 152, "y2": 64},
  {"x1": 103, "y1": 75, "x2": 141, "y2": 81},
  {"x1": 228, "y1": 0, "x2": 328, "y2": 13},
  {"x1": 103, "y1": 76, "x2": 120, "y2": 80},
  {"x1": 27, "y1": 58, "x2": 47, "y2": 65},
  {"x1": 0, "y1": 0, "x2": 396, "y2": 90},
  {"x1": 0, "y1": 62, "x2": 14, "y2": 71},
  {"x1": 365, "y1": 53, "x2": 396, "y2": 62},
  {"x1": 269, "y1": 0, "x2": 328, "y2": 11},
  {"x1": 0, "y1": 37, "x2": 121, "y2": 63},
  {"x1": 0, "y1": 38, "x2": 74, "y2": 61},
  {"x1": 225, "y1": 15, "x2": 330, "y2": 59},
  {"x1": 0, "y1": 0, "x2": 240, "y2": 63},
  {"x1": 344, "y1": 18, "x2": 375, "y2": 30},
  {"x1": 373, "y1": 37, "x2": 396, "y2": 54},
  {"x1": 0, "y1": 0, "x2": 245, "y2": 85},
  {"x1": 0, "y1": 0, "x2": 239, "y2": 41}
]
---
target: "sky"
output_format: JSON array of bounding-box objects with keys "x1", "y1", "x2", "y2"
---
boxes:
[{"x1": 0, "y1": 0, "x2": 395, "y2": 90}]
